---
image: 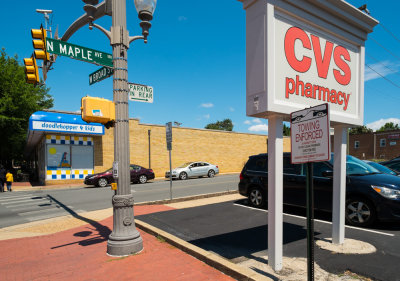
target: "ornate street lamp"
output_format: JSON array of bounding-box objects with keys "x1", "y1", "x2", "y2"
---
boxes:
[{"x1": 134, "y1": 0, "x2": 157, "y2": 42}]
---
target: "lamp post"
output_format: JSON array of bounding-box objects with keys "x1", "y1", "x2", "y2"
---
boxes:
[{"x1": 105, "y1": 0, "x2": 157, "y2": 256}]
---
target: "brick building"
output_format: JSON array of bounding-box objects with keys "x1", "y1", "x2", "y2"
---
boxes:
[
  {"x1": 349, "y1": 130, "x2": 400, "y2": 160},
  {"x1": 26, "y1": 110, "x2": 291, "y2": 185}
]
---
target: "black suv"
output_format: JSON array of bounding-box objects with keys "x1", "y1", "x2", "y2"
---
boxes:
[{"x1": 239, "y1": 152, "x2": 400, "y2": 227}]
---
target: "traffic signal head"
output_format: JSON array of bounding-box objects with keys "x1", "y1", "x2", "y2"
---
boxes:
[
  {"x1": 31, "y1": 25, "x2": 49, "y2": 62},
  {"x1": 23, "y1": 56, "x2": 39, "y2": 85}
]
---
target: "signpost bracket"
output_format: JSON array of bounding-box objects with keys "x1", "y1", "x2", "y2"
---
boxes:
[{"x1": 89, "y1": 22, "x2": 111, "y2": 41}]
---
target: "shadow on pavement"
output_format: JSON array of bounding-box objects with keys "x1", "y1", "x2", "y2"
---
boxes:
[{"x1": 47, "y1": 195, "x2": 111, "y2": 249}]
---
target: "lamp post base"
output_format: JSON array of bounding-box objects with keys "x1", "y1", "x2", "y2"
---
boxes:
[{"x1": 107, "y1": 232, "x2": 143, "y2": 256}]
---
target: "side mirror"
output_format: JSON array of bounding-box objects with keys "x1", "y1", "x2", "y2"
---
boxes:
[{"x1": 322, "y1": 170, "x2": 333, "y2": 178}]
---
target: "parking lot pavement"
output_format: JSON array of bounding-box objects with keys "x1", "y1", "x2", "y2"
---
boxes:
[{"x1": 137, "y1": 198, "x2": 400, "y2": 281}]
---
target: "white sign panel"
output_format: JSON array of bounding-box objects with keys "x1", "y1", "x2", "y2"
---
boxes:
[
  {"x1": 290, "y1": 103, "x2": 330, "y2": 164},
  {"x1": 31, "y1": 121, "x2": 104, "y2": 134},
  {"x1": 129, "y1": 83, "x2": 154, "y2": 103},
  {"x1": 245, "y1": 2, "x2": 366, "y2": 126}
]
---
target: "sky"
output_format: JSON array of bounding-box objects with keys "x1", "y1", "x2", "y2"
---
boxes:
[{"x1": 2, "y1": 0, "x2": 400, "y2": 134}]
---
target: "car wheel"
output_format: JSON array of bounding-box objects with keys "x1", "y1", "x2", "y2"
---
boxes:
[
  {"x1": 179, "y1": 172, "x2": 187, "y2": 180},
  {"x1": 249, "y1": 187, "x2": 265, "y2": 208},
  {"x1": 139, "y1": 175, "x2": 147, "y2": 184},
  {"x1": 97, "y1": 178, "x2": 108, "y2": 188},
  {"x1": 345, "y1": 197, "x2": 376, "y2": 227},
  {"x1": 208, "y1": 170, "x2": 215, "y2": 178}
]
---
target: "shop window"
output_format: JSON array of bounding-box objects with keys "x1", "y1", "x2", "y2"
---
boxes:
[
  {"x1": 71, "y1": 146, "x2": 94, "y2": 169},
  {"x1": 380, "y1": 139, "x2": 386, "y2": 147},
  {"x1": 354, "y1": 141, "x2": 360, "y2": 149},
  {"x1": 47, "y1": 144, "x2": 71, "y2": 170}
]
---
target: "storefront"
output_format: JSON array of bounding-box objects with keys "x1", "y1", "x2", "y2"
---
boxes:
[{"x1": 26, "y1": 110, "x2": 104, "y2": 185}]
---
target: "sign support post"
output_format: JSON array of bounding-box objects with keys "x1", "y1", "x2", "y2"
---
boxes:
[
  {"x1": 166, "y1": 122, "x2": 173, "y2": 200},
  {"x1": 268, "y1": 115, "x2": 283, "y2": 271},
  {"x1": 332, "y1": 125, "x2": 348, "y2": 244}
]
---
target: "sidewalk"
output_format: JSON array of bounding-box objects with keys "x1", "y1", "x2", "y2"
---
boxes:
[{"x1": 0, "y1": 194, "x2": 264, "y2": 281}]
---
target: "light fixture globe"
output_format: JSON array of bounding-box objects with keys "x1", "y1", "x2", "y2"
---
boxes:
[{"x1": 134, "y1": 0, "x2": 157, "y2": 21}]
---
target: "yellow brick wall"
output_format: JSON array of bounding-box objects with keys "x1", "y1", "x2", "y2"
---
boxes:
[{"x1": 94, "y1": 119, "x2": 291, "y2": 178}]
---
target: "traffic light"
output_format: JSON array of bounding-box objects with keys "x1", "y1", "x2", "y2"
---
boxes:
[
  {"x1": 23, "y1": 56, "x2": 40, "y2": 85},
  {"x1": 31, "y1": 25, "x2": 49, "y2": 62},
  {"x1": 81, "y1": 96, "x2": 115, "y2": 127}
]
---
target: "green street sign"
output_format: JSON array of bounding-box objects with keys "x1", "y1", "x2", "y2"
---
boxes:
[
  {"x1": 129, "y1": 83, "x2": 154, "y2": 103},
  {"x1": 46, "y1": 38, "x2": 113, "y2": 67},
  {"x1": 89, "y1": 66, "x2": 113, "y2": 85}
]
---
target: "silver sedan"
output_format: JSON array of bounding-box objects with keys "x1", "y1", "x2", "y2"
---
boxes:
[{"x1": 165, "y1": 162, "x2": 219, "y2": 180}]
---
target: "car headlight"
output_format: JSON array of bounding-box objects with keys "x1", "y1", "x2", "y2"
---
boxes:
[{"x1": 371, "y1": 185, "x2": 400, "y2": 200}]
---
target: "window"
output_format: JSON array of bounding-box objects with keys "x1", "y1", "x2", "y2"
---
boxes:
[
  {"x1": 313, "y1": 162, "x2": 332, "y2": 177},
  {"x1": 380, "y1": 139, "x2": 386, "y2": 147},
  {"x1": 47, "y1": 145, "x2": 71, "y2": 170},
  {"x1": 71, "y1": 146, "x2": 93, "y2": 169},
  {"x1": 247, "y1": 157, "x2": 267, "y2": 171},
  {"x1": 354, "y1": 141, "x2": 360, "y2": 149},
  {"x1": 283, "y1": 157, "x2": 302, "y2": 175}
]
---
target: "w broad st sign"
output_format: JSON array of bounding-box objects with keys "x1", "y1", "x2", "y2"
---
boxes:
[
  {"x1": 129, "y1": 83, "x2": 153, "y2": 103},
  {"x1": 290, "y1": 104, "x2": 330, "y2": 164}
]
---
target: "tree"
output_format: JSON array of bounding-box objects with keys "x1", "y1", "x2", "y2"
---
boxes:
[
  {"x1": 376, "y1": 122, "x2": 400, "y2": 132},
  {"x1": 349, "y1": 126, "x2": 373, "y2": 135},
  {"x1": 283, "y1": 123, "x2": 290, "y2": 136},
  {"x1": 205, "y1": 119, "x2": 233, "y2": 131},
  {"x1": 0, "y1": 48, "x2": 53, "y2": 164}
]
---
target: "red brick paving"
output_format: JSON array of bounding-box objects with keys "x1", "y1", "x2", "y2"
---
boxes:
[{"x1": 0, "y1": 205, "x2": 234, "y2": 281}]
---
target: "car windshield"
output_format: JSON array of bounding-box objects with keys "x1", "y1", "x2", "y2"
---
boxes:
[
  {"x1": 178, "y1": 162, "x2": 192, "y2": 168},
  {"x1": 367, "y1": 161, "x2": 397, "y2": 175},
  {"x1": 329, "y1": 154, "x2": 380, "y2": 175}
]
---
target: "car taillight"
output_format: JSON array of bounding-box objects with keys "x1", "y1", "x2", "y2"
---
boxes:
[
  {"x1": 149, "y1": 169, "x2": 153, "y2": 173},
  {"x1": 216, "y1": 165, "x2": 219, "y2": 168},
  {"x1": 239, "y1": 172, "x2": 243, "y2": 180}
]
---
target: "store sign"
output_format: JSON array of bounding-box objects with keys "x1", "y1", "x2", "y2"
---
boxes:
[
  {"x1": 31, "y1": 121, "x2": 104, "y2": 135},
  {"x1": 246, "y1": 6, "x2": 364, "y2": 125},
  {"x1": 290, "y1": 104, "x2": 330, "y2": 164}
]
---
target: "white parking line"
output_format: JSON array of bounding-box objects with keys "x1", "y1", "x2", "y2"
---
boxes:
[{"x1": 233, "y1": 203, "x2": 395, "y2": 237}]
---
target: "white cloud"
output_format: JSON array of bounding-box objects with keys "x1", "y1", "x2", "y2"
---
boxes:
[
  {"x1": 366, "y1": 118, "x2": 400, "y2": 131},
  {"x1": 178, "y1": 16, "x2": 187, "y2": 21},
  {"x1": 229, "y1": 107, "x2": 235, "y2": 112},
  {"x1": 243, "y1": 120, "x2": 251, "y2": 125},
  {"x1": 248, "y1": 124, "x2": 268, "y2": 132},
  {"x1": 204, "y1": 114, "x2": 210, "y2": 119},
  {"x1": 365, "y1": 61, "x2": 400, "y2": 82},
  {"x1": 200, "y1": 103, "x2": 214, "y2": 108},
  {"x1": 252, "y1": 118, "x2": 262, "y2": 124}
]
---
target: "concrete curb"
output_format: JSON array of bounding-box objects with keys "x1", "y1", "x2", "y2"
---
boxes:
[{"x1": 135, "y1": 219, "x2": 272, "y2": 281}]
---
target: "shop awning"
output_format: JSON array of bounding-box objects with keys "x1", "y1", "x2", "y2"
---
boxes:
[{"x1": 25, "y1": 110, "x2": 104, "y2": 157}]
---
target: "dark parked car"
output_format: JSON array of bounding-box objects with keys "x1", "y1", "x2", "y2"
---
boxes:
[
  {"x1": 380, "y1": 159, "x2": 400, "y2": 174},
  {"x1": 239, "y1": 153, "x2": 400, "y2": 227},
  {"x1": 84, "y1": 164, "x2": 155, "y2": 187},
  {"x1": 363, "y1": 160, "x2": 399, "y2": 176}
]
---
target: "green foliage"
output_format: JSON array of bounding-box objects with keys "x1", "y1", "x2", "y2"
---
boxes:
[
  {"x1": 376, "y1": 122, "x2": 400, "y2": 132},
  {"x1": 0, "y1": 48, "x2": 53, "y2": 162},
  {"x1": 283, "y1": 123, "x2": 290, "y2": 136},
  {"x1": 205, "y1": 118, "x2": 233, "y2": 131},
  {"x1": 349, "y1": 126, "x2": 373, "y2": 135}
]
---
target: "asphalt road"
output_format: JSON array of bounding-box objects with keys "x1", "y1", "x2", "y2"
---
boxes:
[
  {"x1": 0, "y1": 174, "x2": 239, "y2": 228},
  {"x1": 138, "y1": 198, "x2": 400, "y2": 281}
]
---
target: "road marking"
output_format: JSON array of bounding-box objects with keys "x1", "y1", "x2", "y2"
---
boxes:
[
  {"x1": 1, "y1": 198, "x2": 48, "y2": 205},
  {"x1": 233, "y1": 203, "x2": 395, "y2": 237},
  {"x1": 0, "y1": 195, "x2": 38, "y2": 202}
]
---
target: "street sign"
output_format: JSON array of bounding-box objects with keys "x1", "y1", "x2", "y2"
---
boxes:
[
  {"x1": 290, "y1": 103, "x2": 330, "y2": 164},
  {"x1": 112, "y1": 161, "x2": 119, "y2": 179},
  {"x1": 166, "y1": 122, "x2": 172, "y2": 150},
  {"x1": 129, "y1": 83, "x2": 153, "y2": 103},
  {"x1": 89, "y1": 66, "x2": 113, "y2": 85},
  {"x1": 46, "y1": 38, "x2": 113, "y2": 67}
]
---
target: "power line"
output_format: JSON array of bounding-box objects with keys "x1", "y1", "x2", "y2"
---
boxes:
[
  {"x1": 366, "y1": 54, "x2": 400, "y2": 78},
  {"x1": 365, "y1": 63, "x2": 400, "y2": 89},
  {"x1": 379, "y1": 23, "x2": 400, "y2": 44},
  {"x1": 369, "y1": 37, "x2": 400, "y2": 61}
]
